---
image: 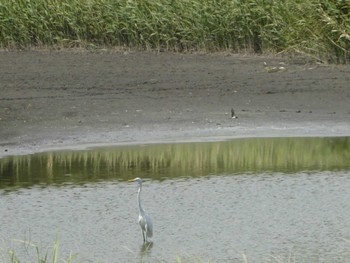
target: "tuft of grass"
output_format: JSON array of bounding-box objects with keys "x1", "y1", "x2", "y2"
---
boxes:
[
  {"x1": 0, "y1": 0, "x2": 349, "y2": 62},
  {"x1": 3, "y1": 239, "x2": 75, "y2": 263}
]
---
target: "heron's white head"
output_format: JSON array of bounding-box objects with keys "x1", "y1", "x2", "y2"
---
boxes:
[{"x1": 128, "y1": 177, "x2": 143, "y2": 185}]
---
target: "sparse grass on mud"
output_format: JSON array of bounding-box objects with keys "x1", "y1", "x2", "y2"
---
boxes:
[
  {"x1": 0, "y1": 0, "x2": 349, "y2": 62},
  {"x1": 1, "y1": 239, "x2": 75, "y2": 263}
]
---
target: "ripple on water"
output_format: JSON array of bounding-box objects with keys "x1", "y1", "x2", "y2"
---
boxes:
[{"x1": 1, "y1": 171, "x2": 350, "y2": 262}]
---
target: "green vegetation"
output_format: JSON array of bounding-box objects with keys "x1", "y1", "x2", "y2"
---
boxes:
[
  {"x1": 1, "y1": 137, "x2": 350, "y2": 188},
  {"x1": 0, "y1": 0, "x2": 349, "y2": 62},
  {"x1": 2, "y1": 239, "x2": 75, "y2": 263}
]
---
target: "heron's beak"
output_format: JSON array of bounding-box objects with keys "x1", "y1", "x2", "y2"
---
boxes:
[{"x1": 128, "y1": 178, "x2": 136, "y2": 182}]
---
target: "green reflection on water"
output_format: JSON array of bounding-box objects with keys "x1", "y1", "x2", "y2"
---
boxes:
[{"x1": 1, "y1": 137, "x2": 350, "y2": 188}]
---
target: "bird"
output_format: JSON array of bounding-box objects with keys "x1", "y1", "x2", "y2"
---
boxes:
[
  {"x1": 231, "y1": 108, "x2": 238, "y2": 119},
  {"x1": 128, "y1": 177, "x2": 153, "y2": 243}
]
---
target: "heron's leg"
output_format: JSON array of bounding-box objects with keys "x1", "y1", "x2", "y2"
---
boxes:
[{"x1": 142, "y1": 230, "x2": 145, "y2": 243}]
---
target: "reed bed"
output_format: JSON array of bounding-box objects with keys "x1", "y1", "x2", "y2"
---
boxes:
[
  {"x1": 0, "y1": 0, "x2": 349, "y2": 62},
  {"x1": 1, "y1": 137, "x2": 350, "y2": 187}
]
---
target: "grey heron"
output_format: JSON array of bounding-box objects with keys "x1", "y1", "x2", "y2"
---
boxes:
[{"x1": 128, "y1": 177, "x2": 153, "y2": 243}]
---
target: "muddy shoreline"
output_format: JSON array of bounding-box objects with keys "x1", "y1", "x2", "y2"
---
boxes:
[{"x1": 1, "y1": 50, "x2": 350, "y2": 158}]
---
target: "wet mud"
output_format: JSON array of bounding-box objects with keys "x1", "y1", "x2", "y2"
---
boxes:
[{"x1": 0, "y1": 50, "x2": 350, "y2": 157}]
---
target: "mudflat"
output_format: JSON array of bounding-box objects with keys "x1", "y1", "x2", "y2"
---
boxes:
[{"x1": 1, "y1": 50, "x2": 349, "y2": 158}]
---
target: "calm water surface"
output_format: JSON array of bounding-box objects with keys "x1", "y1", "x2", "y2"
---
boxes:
[{"x1": 0, "y1": 138, "x2": 350, "y2": 262}]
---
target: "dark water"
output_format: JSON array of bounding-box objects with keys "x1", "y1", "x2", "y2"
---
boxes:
[{"x1": 0, "y1": 137, "x2": 350, "y2": 262}]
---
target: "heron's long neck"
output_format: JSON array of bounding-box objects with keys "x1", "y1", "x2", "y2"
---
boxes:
[{"x1": 137, "y1": 185, "x2": 144, "y2": 213}]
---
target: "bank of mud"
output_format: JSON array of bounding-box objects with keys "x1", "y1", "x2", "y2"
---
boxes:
[{"x1": 1, "y1": 50, "x2": 350, "y2": 158}]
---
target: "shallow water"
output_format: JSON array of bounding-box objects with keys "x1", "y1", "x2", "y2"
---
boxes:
[{"x1": 0, "y1": 137, "x2": 350, "y2": 262}]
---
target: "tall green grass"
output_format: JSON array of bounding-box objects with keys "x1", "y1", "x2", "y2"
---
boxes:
[{"x1": 0, "y1": 0, "x2": 349, "y2": 62}]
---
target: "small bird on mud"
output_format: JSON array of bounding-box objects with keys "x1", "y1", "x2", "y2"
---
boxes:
[{"x1": 231, "y1": 108, "x2": 238, "y2": 119}]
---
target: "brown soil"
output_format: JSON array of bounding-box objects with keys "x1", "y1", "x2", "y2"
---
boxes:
[{"x1": 1, "y1": 50, "x2": 350, "y2": 157}]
